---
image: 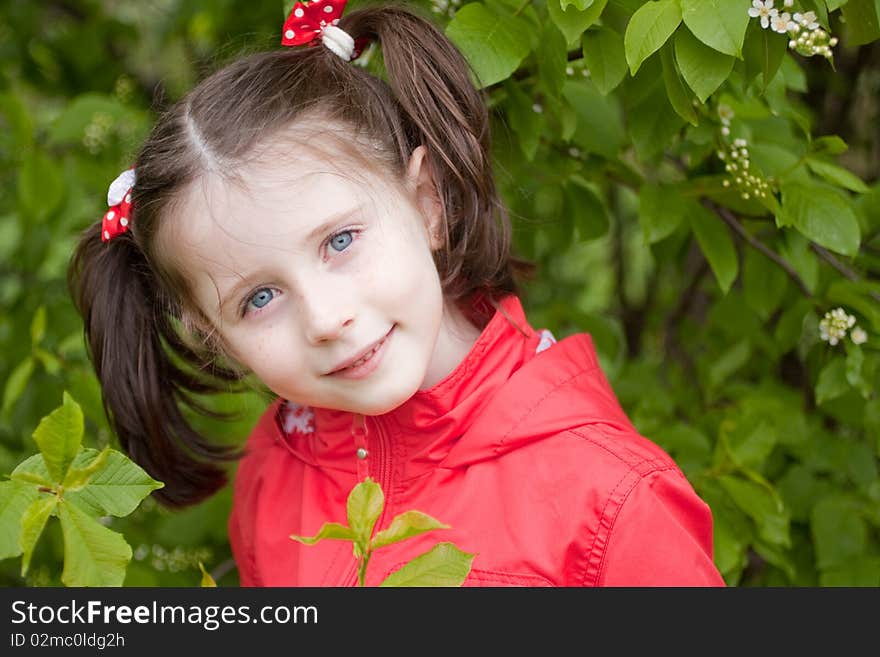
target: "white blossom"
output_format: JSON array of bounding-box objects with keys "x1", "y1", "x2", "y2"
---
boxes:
[
  {"x1": 783, "y1": 0, "x2": 793, "y2": 6},
  {"x1": 771, "y1": 12, "x2": 792, "y2": 34},
  {"x1": 851, "y1": 327, "x2": 868, "y2": 345},
  {"x1": 794, "y1": 11, "x2": 819, "y2": 30},
  {"x1": 819, "y1": 308, "x2": 857, "y2": 346},
  {"x1": 748, "y1": 0, "x2": 778, "y2": 29}
]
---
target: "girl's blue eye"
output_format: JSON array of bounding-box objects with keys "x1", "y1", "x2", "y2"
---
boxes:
[
  {"x1": 328, "y1": 231, "x2": 353, "y2": 252},
  {"x1": 248, "y1": 288, "x2": 274, "y2": 310}
]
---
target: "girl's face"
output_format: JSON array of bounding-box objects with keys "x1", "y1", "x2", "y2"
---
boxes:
[{"x1": 166, "y1": 141, "x2": 481, "y2": 415}]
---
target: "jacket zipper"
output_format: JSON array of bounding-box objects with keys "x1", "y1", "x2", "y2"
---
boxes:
[{"x1": 340, "y1": 414, "x2": 392, "y2": 586}]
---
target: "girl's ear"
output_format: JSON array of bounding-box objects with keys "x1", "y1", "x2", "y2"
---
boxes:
[{"x1": 405, "y1": 145, "x2": 444, "y2": 251}]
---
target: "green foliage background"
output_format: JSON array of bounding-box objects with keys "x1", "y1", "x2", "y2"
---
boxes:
[{"x1": 1, "y1": 0, "x2": 879, "y2": 586}]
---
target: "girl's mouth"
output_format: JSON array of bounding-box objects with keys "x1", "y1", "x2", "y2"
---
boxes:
[{"x1": 327, "y1": 325, "x2": 395, "y2": 379}]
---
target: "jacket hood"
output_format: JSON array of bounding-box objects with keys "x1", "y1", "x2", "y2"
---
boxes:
[{"x1": 257, "y1": 295, "x2": 637, "y2": 474}]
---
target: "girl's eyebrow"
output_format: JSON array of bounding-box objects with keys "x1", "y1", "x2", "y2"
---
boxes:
[
  {"x1": 303, "y1": 204, "x2": 362, "y2": 242},
  {"x1": 215, "y1": 204, "x2": 363, "y2": 316}
]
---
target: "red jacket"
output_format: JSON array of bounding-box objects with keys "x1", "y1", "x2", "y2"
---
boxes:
[{"x1": 228, "y1": 295, "x2": 724, "y2": 586}]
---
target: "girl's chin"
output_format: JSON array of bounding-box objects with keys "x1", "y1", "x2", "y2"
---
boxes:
[{"x1": 340, "y1": 379, "x2": 424, "y2": 416}]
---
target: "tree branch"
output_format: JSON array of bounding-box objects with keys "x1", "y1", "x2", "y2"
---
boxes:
[
  {"x1": 701, "y1": 199, "x2": 814, "y2": 298},
  {"x1": 810, "y1": 243, "x2": 880, "y2": 303}
]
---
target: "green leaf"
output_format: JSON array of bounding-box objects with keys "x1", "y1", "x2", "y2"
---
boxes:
[
  {"x1": 30, "y1": 306, "x2": 47, "y2": 346},
  {"x1": 840, "y1": 0, "x2": 880, "y2": 46},
  {"x1": 290, "y1": 522, "x2": 355, "y2": 545},
  {"x1": 845, "y1": 343, "x2": 865, "y2": 387},
  {"x1": 379, "y1": 542, "x2": 475, "y2": 587},
  {"x1": 346, "y1": 477, "x2": 384, "y2": 548},
  {"x1": 32, "y1": 391, "x2": 84, "y2": 484},
  {"x1": 2, "y1": 357, "x2": 35, "y2": 418},
  {"x1": 20, "y1": 495, "x2": 57, "y2": 576},
  {"x1": 825, "y1": 279, "x2": 880, "y2": 332},
  {"x1": 680, "y1": 0, "x2": 750, "y2": 57},
  {"x1": 719, "y1": 475, "x2": 790, "y2": 547},
  {"x1": 774, "y1": 298, "x2": 813, "y2": 353},
  {"x1": 59, "y1": 447, "x2": 110, "y2": 492},
  {"x1": 504, "y1": 81, "x2": 545, "y2": 161},
  {"x1": 866, "y1": 398, "x2": 880, "y2": 457},
  {"x1": 778, "y1": 229, "x2": 818, "y2": 294},
  {"x1": 820, "y1": 556, "x2": 880, "y2": 587},
  {"x1": 743, "y1": 246, "x2": 788, "y2": 320},
  {"x1": 657, "y1": 422, "x2": 713, "y2": 460},
  {"x1": 0, "y1": 481, "x2": 40, "y2": 560},
  {"x1": 710, "y1": 505, "x2": 750, "y2": 578},
  {"x1": 18, "y1": 151, "x2": 64, "y2": 222},
  {"x1": 748, "y1": 142, "x2": 803, "y2": 181},
  {"x1": 815, "y1": 358, "x2": 849, "y2": 406},
  {"x1": 708, "y1": 339, "x2": 752, "y2": 391},
  {"x1": 562, "y1": 79, "x2": 625, "y2": 158},
  {"x1": 548, "y1": 0, "x2": 608, "y2": 45},
  {"x1": 781, "y1": 181, "x2": 861, "y2": 256},
  {"x1": 812, "y1": 136, "x2": 848, "y2": 156},
  {"x1": 777, "y1": 465, "x2": 832, "y2": 523},
  {"x1": 688, "y1": 203, "x2": 738, "y2": 294},
  {"x1": 33, "y1": 348, "x2": 62, "y2": 376},
  {"x1": 806, "y1": 158, "x2": 870, "y2": 193},
  {"x1": 742, "y1": 18, "x2": 787, "y2": 89},
  {"x1": 561, "y1": 0, "x2": 595, "y2": 10},
  {"x1": 661, "y1": 44, "x2": 698, "y2": 125},
  {"x1": 627, "y1": 82, "x2": 685, "y2": 160},
  {"x1": 638, "y1": 183, "x2": 685, "y2": 243},
  {"x1": 445, "y1": 4, "x2": 533, "y2": 88},
  {"x1": 47, "y1": 93, "x2": 127, "y2": 145},
  {"x1": 537, "y1": 21, "x2": 569, "y2": 100},
  {"x1": 674, "y1": 27, "x2": 734, "y2": 103},
  {"x1": 624, "y1": 0, "x2": 682, "y2": 75},
  {"x1": 565, "y1": 178, "x2": 610, "y2": 240},
  {"x1": 63, "y1": 449, "x2": 164, "y2": 516},
  {"x1": 371, "y1": 511, "x2": 450, "y2": 550},
  {"x1": 811, "y1": 496, "x2": 868, "y2": 569},
  {"x1": 581, "y1": 26, "x2": 627, "y2": 95},
  {"x1": 0, "y1": 92, "x2": 34, "y2": 150},
  {"x1": 10, "y1": 456, "x2": 55, "y2": 488},
  {"x1": 723, "y1": 417, "x2": 776, "y2": 470},
  {"x1": 753, "y1": 539, "x2": 797, "y2": 582},
  {"x1": 844, "y1": 438, "x2": 878, "y2": 489},
  {"x1": 57, "y1": 501, "x2": 132, "y2": 586}
]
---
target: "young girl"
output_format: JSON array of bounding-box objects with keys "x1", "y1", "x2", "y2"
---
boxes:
[{"x1": 68, "y1": 1, "x2": 724, "y2": 586}]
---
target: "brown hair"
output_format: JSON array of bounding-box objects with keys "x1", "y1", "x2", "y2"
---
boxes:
[{"x1": 68, "y1": 3, "x2": 534, "y2": 508}]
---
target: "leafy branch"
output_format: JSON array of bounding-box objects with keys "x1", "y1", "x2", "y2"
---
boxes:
[
  {"x1": 0, "y1": 392, "x2": 163, "y2": 586},
  {"x1": 291, "y1": 477, "x2": 474, "y2": 587}
]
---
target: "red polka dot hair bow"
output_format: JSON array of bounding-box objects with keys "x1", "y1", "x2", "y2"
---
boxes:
[
  {"x1": 101, "y1": 168, "x2": 135, "y2": 243},
  {"x1": 281, "y1": 0, "x2": 368, "y2": 61}
]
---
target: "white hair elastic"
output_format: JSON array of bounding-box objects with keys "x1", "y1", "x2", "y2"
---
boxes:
[{"x1": 321, "y1": 24, "x2": 356, "y2": 62}]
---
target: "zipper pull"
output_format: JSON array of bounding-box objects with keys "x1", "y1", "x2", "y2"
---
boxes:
[{"x1": 351, "y1": 413, "x2": 370, "y2": 481}]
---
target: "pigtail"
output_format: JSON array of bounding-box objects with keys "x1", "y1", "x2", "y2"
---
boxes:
[
  {"x1": 342, "y1": 6, "x2": 536, "y2": 308},
  {"x1": 68, "y1": 223, "x2": 242, "y2": 508}
]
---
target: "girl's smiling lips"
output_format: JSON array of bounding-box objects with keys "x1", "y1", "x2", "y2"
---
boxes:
[{"x1": 325, "y1": 325, "x2": 395, "y2": 376}]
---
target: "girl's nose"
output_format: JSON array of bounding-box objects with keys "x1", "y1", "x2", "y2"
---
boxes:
[{"x1": 301, "y1": 289, "x2": 355, "y2": 345}]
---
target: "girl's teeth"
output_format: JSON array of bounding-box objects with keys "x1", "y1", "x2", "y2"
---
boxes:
[{"x1": 348, "y1": 345, "x2": 377, "y2": 369}]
